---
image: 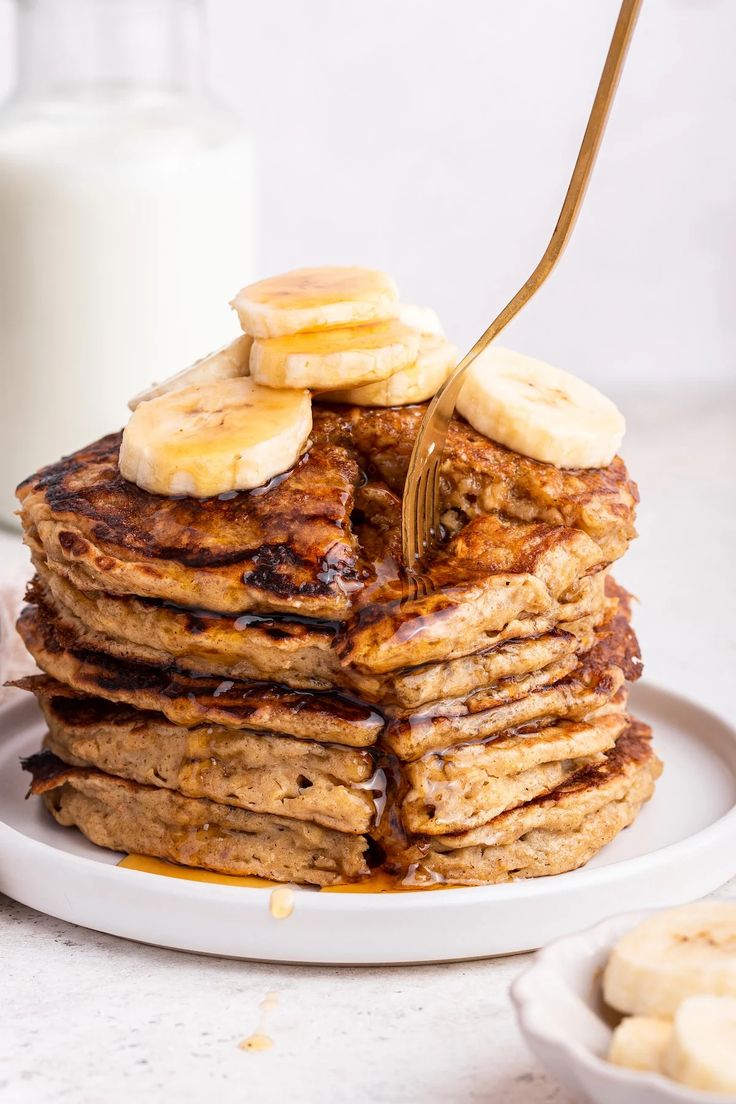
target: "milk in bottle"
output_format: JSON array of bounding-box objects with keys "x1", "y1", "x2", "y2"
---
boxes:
[{"x1": 0, "y1": 0, "x2": 256, "y2": 526}]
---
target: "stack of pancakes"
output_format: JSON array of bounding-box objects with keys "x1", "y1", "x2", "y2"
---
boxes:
[{"x1": 14, "y1": 403, "x2": 661, "y2": 886}]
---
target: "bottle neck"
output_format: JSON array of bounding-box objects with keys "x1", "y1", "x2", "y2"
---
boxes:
[{"x1": 13, "y1": 0, "x2": 205, "y2": 103}]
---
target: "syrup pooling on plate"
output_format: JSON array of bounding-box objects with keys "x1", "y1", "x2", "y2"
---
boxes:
[
  {"x1": 118, "y1": 855, "x2": 456, "y2": 892},
  {"x1": 118, "y1": 854, "x2": 276, "y2": 887}
]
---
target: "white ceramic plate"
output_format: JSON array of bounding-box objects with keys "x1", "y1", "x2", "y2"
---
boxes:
[
  {"x1": 511, "y1": 909, "x2": 731, "y2": 1104},
  {"x1": 1, "y1": 683, "x2": 735, "y2": 965}
]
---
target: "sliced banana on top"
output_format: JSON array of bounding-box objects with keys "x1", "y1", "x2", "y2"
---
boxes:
[
  {"x1": 664, "y1": 995, "x2": 736, "y2": 1094},
  {"x1": 119, "y1": 377, "x2": 311, "y2": 498},
  {"x1": 128, "y1": 334, "x2": 253, "y2": 412},
  {"x1": 456, "y1": 346, "x2": 625, "y2": 469},
  {"x1": 230, "y1": 266, "x2": 399, "y2": 338},
  {"x1": 603, "y1": 902, "x2": 736, "y2": 1019},
  {"x1": 321, "y1": 335, "x2": 457, "y2": 407},
  {"x1": 397, "y1": 303, "x2": 445, "y2": 337},
  {"x1": 251, "y1": 319, "x2": 421, "y2": 392}
]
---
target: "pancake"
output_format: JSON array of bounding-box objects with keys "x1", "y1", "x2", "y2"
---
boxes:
[
  {"x1": 24, "y1": 751, "x2": 371, "y2": 886},
  {"x1": 27, "y1": 514, "x2": 606, "y2": 681},
  {"x1": 314, "y1": 404, "x2": 638, "y2": 563},
  {"x1": 339, "y1": 516, "x2": 606, "y2": 675},
  {"x1": 399, "y1": 722, "x2": 661, "y2": 884},
  {"x1": 21, "y1": 722, "x2": 657, "y2": 888},
  {"x1": 37, "y1": 694, "x2": 381, "y2": 834},
  {"x1": 383, "y1": 589, "x2": 640, "y2": 759},
  {"x1": 18, "y1": 404, "x2": 636, "y2": 620},
  {"x1": 18, "y1": 432, "x2": 364, "y2": 618},
  {"x1": 14, "y1": 656, "x2": 383, "y2": 751},
  {"x1": 30, "y1": 559, "x2": 341, "y2": 691},
  {"x1": 28, "y1": 554, "x2": 608, "y2": 700},
  {"x1": 353, "y1": 614, "x2": 600, "y2": 713},
  {"x1": 18, "y1": 570, "x2": 621, "y2": 754},
  {"x1": 400, "y1": 712, "x2": 628, "y2": 835}
]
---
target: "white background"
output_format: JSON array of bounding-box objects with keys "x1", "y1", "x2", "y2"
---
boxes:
[{"x1": 1, "y1": 0, "x2": 734, "y2": 392}]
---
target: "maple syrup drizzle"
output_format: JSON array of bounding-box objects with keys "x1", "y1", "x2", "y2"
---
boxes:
[
  {"x1": 239, "y1": 992, "x2": 279, "y2": 1052},
  {"x1": 118, "y1": 854, "x2": 454, "y2": 892},
  {"x1": 118, "y1": 854, "x2": 275, "y2": 887},
  {"x1": 269, "y1": 886, "x2": 295, "y2": 918}
]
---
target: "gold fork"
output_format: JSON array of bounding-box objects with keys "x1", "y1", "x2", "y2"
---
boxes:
[{"x1": 401, "y1": 0, "x2": 643, "y2": 568}]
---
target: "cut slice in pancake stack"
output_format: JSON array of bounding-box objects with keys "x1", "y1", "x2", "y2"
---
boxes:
[{"x1": 12, "y1": 269, "x2": 660, "y2": 888}]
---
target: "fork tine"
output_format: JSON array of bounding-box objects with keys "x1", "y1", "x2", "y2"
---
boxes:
[
  {"x1": 423, "y1": 459, "x2": 440, "y2": 549},
  {"x1": 402, "y1": 474, "x2": 418, "y2": 566},
  {"x1": 429, "y1": 459, "x2": 441, "y2": 544},
  {"x1": 421, "y1": 466, "x2": 435, "y2": 556},
  {"x1": 427, "y1": 462, "x2": 438, "y2": 546}
]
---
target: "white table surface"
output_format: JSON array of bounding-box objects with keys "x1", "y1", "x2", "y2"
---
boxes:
[{"x1": 1, "y1": 386, "x2": 734, "y2": 1104}]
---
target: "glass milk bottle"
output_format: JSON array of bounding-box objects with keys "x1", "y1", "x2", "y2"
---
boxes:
[{"x1": 0, "y1": 0, "x2": 256, "y2": 526}]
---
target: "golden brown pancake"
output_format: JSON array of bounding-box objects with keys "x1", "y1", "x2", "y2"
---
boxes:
[
  {"x1": 38, "y1": 693, "x2": 381, "y2": 834},
  {"x1": 18, "y1": 432, "x2": 364, "y2": 618},
  {"x1": 314, "y1": 404, "x2": 638, "y2": 563},
  {"x1": 24, "y1": 751, "x2": 371, "y2": 887},
  {"x1": 17, "y1": 404, "x2": 637, "y2": 620},
  {"x1": 401, "y1": 712, "x2": 628, "y2": 835},
  {"x1": 394, "y1": 722, "x2": 662, "y2": 884},
  {"x1": 27, "y1": 524, "x2": 607, "y2": 690},
  {"x1": 383, "y1": 584, "x2": 641, "y2": 759},
  {"x1": 22, "y1": 721, "x2": 658, "y2": 887}
]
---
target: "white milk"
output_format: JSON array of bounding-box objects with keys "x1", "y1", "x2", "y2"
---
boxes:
[{"x1": 0, "y1": 95, "x2": 255, "y2": 524}]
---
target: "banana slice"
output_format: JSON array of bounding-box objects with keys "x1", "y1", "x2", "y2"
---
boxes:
[
  {"x1": 128, "y1": 334, "x2": 253, "y2": 411},
  {"x1": 397, "y1": 303, "x2": 445, "y2": 337},
  {"x1": 230, "y1": 266, "x2": 398, "y2": 338},
  {"x1": 321, "y1": 335, "x2": 457, "y2": 407},
  {"x1": 456, "y1": 346, "x2": 625, "y2": 469},
  {"x1": 251, "y1": 319, "x2": 420, "y2": 391},
  {"x1": 609, "y1": 1016, "x2": 672, "y2": 1072},
  {"x1": 603, "y1": 903, "x2": 736, "y2": 1019},
  {"x1": 119, "y1": 377, "x2": 311, "y2": 497},
  {"x1": 664, "y1": 995, "x2": 736, "y2": 1094}
]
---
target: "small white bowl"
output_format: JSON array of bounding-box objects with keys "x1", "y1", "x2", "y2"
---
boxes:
[{"x1": 510, "y1": 909, "x2": 731, "y2": 1104}]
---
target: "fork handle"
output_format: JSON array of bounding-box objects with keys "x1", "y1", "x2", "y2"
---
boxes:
[
  {"x1": 402, "y1": 0, "x2": 642, "y2": 565},
  {"x1": 446, "y1": 0, "x2": 642, "y2": 393}
]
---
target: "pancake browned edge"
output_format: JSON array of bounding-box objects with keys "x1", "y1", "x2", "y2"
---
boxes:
[{"x1": 21, "y1": 720, "x2": 659, "y2": 887}]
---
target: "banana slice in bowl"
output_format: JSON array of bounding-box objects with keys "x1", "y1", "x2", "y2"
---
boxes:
[
  {"x1": 603, "y1": 902, "x2": 736, "y2": 1019},
  {"x1": 128, "y1": 333, "x2": 253, "y2": 411},
  {"x1": 457, "y1": 346, "x2": 625, "y2": 469},
  {"x1": 320, "y1": 334, "x2": 457, "y2": 407},
  {"x1": 251, "y1": 319, "x2": 420, "y2": 391},
  {"x1": 119, "y1": 377, "x2": 312, "y2": 497},
  {"x1": 609, "y1": 1016, "x2": 673, "y2": 1073},
  {"x1": 230, "y1": 265, "x2": 399, "y2": 338},
  {"x1": 664, "y1": 996, "x2": 736, "y2": 1095},
  {"x1": 608, "y1": 998, "x2": 736, "y2": 1095}
]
